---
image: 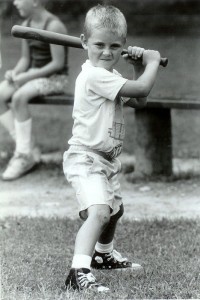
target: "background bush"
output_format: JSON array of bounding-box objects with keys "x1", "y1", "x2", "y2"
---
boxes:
[{"x1": 1, "y1": 0, "x2": 200, "y2": 35}]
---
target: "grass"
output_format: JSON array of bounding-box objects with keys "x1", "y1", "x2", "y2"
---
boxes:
[{"x1": 1, "y1": 217, "x2": 200, "y2": 299}]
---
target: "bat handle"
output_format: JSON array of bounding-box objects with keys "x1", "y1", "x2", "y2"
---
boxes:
[
  {"x1": 160, "y1": 57, "x2": 168, "y2": 67},
  {"x1": 121, "y1": 49, "x2": 168, "y2": 67}
]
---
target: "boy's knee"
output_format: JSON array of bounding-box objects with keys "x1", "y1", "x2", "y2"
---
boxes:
[
  {"x1": 96, "y1": 210, "x2": 110, "y2": 228},
  {"x1": 89, "y1": 205, "x2": 110, "y2": 228}
]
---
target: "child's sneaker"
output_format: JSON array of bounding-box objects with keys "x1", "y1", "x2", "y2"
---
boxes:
[
  {"x1": 65, "y1": 268, "x2": 109, "y2": 292},
  {"x1": 2, "y1": 152, "x2": 36, "y2": 181},
  {"x1": 91, "y1": 249, "x2": 143, "y2": 271}
]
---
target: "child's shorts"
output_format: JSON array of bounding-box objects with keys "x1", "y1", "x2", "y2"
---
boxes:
[
  {"x1": 63, "y1": 146, "x2": 123, "y2": 220},
  {"x1": 29, "y1": 74, "x2": 68, "y2": 96}
]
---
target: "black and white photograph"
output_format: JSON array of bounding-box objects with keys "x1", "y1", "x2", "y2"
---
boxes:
[{"x1": 0, "y1": 0, "x2": 200, "y2": 299}]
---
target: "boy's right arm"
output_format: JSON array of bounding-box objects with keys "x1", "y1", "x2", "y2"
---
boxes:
[{"x1": 119, "y1": 49, "x2": 160, "y2": 100}]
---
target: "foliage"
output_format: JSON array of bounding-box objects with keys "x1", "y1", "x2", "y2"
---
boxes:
[
  {"x1": 1, "y1": 0, "x2": 200, "y2": 35},
  {"x1": 1, "y1": 0, "x2": 200, "y2": 18}
]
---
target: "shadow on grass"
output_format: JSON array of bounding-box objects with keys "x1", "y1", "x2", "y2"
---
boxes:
[{"x1": 1, "y1": 217, "x2": 200, "y2": 299}]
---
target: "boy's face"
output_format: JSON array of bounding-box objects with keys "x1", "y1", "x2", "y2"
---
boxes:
[
  {"x1": 13, "y1": 0, "x2": 34, "y2": 18},
  {"x1": 82, "y1": 28, "x2": 126, "y2": 71}
]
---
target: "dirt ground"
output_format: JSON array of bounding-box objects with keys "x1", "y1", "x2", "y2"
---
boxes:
[
  {"x1": 1, "y1": 153, "x2": 200, "y2": 221},
  {"x1": 0, "y1": 153, "x2": 200, "y2": 220}
]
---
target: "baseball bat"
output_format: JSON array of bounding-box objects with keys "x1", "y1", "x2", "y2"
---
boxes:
[{"x1": 11, "y1": 25, "x2": 168, "y2": 67}]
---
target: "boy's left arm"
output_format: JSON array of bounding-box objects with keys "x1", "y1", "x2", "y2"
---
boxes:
[
  {"x1": 124, "y1": 47, "x2": 147, "y2": 108},
  {"x1": 14, "y1": 20, "x2": 67, "y2": 85},
  {"x1": 125, "y1": 63, "x2": 147, "y2": 108}
]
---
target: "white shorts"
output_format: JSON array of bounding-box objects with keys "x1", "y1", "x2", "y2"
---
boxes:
[{"x1": 63, "y1": 146, "x2": 122, "y2": 220}]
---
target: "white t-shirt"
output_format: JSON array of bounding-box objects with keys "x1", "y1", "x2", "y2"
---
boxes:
[{"x1": 68, "y1": 60, "x2": 128, "y2": 158}]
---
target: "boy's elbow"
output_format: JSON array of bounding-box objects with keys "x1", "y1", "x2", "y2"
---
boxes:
[
  {"x1": 136, "y1": 80, "x2": 153, "y2": 98},
  {"x1": 139, "y1": 85, "x2": 150, "y2": 98},
  {"x1": 137, "y1": 97, "x2": 148, "y2": 108},
  {"x1": 139, "y1": 91, "x2": 149, "y2": 98}
]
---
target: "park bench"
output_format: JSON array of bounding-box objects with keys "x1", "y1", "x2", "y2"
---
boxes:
[{"x1": 12, "y1": 93, "x2": 200, "y2": 177}]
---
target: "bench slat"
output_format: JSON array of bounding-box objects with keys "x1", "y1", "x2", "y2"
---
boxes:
[
  {"x1": 29, "y1": 94, "x2": 74, "y2": 105},
  {"x1": 147, "y1": 97, "x2": 200, "y2": 109},
  {"x1": 7, "y1": 94, "x2": 200, "y2": 109}
]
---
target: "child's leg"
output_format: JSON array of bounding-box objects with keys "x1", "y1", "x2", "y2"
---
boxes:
[
  {"x1": 91, "y1": 174, "x2": 142, "y2": 271},
  {"x1": 73, "y1": 204, "x2": 110, "y2": 259},
  {"x1": 65, "y1": 204, "x2": 110, "y2": 292},
  {"x1": 12, "y1": 75, "x2": 68, "y2": 151},
  {"x1": 2, "y1": 82, "x2": 40, "y2": 180},
  {"x1": 97, "y1": 204, "x2": 124, "y2": 245},
  {"x1": 0, "y1": 80, "x2": 16, "y2": 139},
  {"x1": 12, "y1": 81, "x2": 37, "y2": 122},
  {"x1": 96, "y1": 174, "x2": 124, "y2": 247}
]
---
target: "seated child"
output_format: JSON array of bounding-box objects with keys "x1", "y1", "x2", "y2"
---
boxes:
[{"x1": 0, "y1": 0, "x2": 69, "y2": 180}]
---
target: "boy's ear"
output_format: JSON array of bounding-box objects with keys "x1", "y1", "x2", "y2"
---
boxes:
[{"x1": 80, "y1": 34, "x2": 88, "y2": 50}]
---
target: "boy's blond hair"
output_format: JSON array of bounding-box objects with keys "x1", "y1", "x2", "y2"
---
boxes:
[{"x1": 84, "y1": 4, "x2": 127, "y2": 40}]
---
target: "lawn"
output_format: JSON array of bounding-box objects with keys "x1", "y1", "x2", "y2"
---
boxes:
[{"x1": 1, "y1": 217, "x2": 200, "y2": 299}]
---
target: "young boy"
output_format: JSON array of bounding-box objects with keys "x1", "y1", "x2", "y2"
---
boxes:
[
  {"x1": 0, "y1": 0, "x2": 68, "y2": 180},
  {"x1": 63, "y1": 5, "x2": 161, "y2": 292}
]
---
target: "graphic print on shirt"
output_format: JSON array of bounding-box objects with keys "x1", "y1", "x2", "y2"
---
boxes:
[{"x1": 108, "y1": 95, "x2": 125, "y2": 158}]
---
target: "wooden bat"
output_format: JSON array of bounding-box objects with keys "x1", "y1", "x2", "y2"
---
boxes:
[{"x1": 11, "y1": 25, "x2": 168, "y2": 67}]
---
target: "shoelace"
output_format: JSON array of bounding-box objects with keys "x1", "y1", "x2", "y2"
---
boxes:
[
  {"x1": 105, "y1": 249, "x2": 128, "y2": 263},
  {"x1": 77, "y1": 272, "x2": 97, "y2": 288}
]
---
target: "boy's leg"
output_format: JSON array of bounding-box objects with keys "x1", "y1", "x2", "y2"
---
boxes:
[
  {"x1": 0, "y1": 80, "x2": 16, "y2": 139},
  {"x1": 91, "y1": 175, "x2": 142, "y2": 271},
  {"x1": 74, "y1": 204, "x2": 111, "y2": 257},
  {"x1": 65, "y1": 204, "x2": 110, "y2": 292},
  {"x1": 2, "y1": 81, "x2": 41, "y2": 180},
  {"x1": 98, "y1": 204, "x2": 124, "y2": 245}
]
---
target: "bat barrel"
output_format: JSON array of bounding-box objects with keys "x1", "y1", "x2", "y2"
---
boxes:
[{"x1": 11, "y1": 25, "x2": 83, "y2": 49}]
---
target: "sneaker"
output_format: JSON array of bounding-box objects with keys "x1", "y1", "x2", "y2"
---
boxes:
[
  {"x1": 2, "y1": 152, "x2": 36, "y2": 181},
  {"x1": 65, "y1": 268, "x2": 109, "y2": 292},
  {"x1": 91, "y1": 249, "x2": 143, "y2": 271}
]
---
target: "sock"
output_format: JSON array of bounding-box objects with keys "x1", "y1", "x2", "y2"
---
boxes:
[
  {"x1": 95, "y1": 241, "x2": 114, "y2": 254},
  {"x1": 0, "y1": 110, "x2": 16, "y2": 140},
  {"x1": 71, "y1": 254, "x2": 92, "y2": 270},
  {"x1": 15, "y1": 118, "x2": 32, "y2": 154}
]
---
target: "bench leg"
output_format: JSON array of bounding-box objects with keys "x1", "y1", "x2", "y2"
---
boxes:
[{"x1": 134, "y1": 108, "x2": 172, "y2": 177}]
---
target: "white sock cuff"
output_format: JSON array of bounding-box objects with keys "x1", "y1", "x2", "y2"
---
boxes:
[
  {"x1": 15, "y1": 118, "x2": 32, "y2": 154},
  {"x1": 15, "y1": 118, "x2": 32, "y2": 129},
  {"x1": 71, "y1": 254, "x2": 92, "y2": 269},
  {"x1": 95, "y1": 241, "x2": 114, "y2": 253}
]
